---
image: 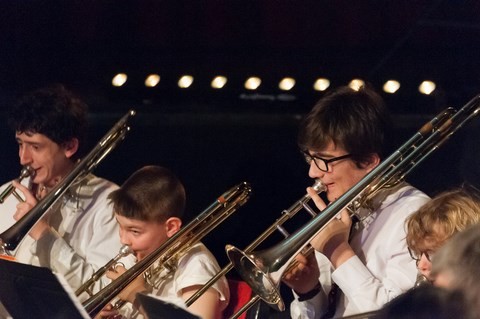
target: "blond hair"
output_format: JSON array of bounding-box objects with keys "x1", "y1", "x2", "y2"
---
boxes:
[{"x1": 406, "y1": 187, "x2": 480, "y2": 253}]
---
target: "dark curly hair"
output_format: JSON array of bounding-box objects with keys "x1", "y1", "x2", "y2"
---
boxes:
[{"x1": 8, "y1": 84, "x2": 88, "y2": 159}]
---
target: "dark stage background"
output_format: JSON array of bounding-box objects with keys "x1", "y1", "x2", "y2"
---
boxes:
[{"x1": 1, "y1": 0, "x2": 480, "y2": 315}]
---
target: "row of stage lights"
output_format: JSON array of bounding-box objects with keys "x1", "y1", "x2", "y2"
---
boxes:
[{"x1": 111, "y1": 73, "x2": 438, "y2": 95}]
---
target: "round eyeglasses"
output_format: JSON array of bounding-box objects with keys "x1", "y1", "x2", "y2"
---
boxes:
[
  {"x1": 408, "y1": 247, "x2": 435, "y2": 263},
  {"x1": 302, "y1": 151, "x2": 352, "y2": 172}
]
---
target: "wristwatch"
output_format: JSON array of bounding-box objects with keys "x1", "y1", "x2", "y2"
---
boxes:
[{"x1": 296, "y1": 282, "x2": 321, "y2": 302}]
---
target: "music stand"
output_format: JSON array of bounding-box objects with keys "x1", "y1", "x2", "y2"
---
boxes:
[
  {"x1": 135, "y1": 293, "x2": 200, "y2": 319},
  {"x1": 0, "y1": 258, "x2": 90, "y2": 319}
]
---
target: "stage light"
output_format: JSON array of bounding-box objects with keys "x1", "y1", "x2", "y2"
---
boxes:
[
  {"x1": 211, "y1": 76, "x2": 227, "y2": 89},
  {"x1": 245, "y1": 77, "x2": 261, "y2": 90},
  {"x1": 418, "y1": 81, "x2": 436, "y2": 95},
  {"x1": 279, "y1": 77, "x2": 296, "y2": 91},
  {"x1": 145, "y1": 74, "x2": 160, "y2": 87},
  {"x1": 178, "y1": 75, "x2": 194, "y2": 88},
  {"x1": 383, "y1": 80, "x2": 400, "y2": 93},
  {"x1": 112, "y1": 73, "x2": 128, "y2": 87},
  {"x1": 313, "y1": 78, "x2": 330, "y2": 91},
  {"x1": 349, "y1": 79, "x2": 365, "y2": 91}
]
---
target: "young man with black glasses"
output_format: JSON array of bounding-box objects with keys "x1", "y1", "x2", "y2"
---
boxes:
[{"x1": 283, "y1": 85, "x2": 430, "y2": 318}]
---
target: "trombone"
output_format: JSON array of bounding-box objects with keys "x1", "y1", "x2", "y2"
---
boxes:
[
  {"x1": 0, "y1": 110, "x2": 136, "y2": 256},
  {"x1": 75, "y1": 245, "x2": 133, "y2": 298},
  {"x1": 184, "y1": 179, "x2": 326, "y2": 316},
  {"x1": 82, "y1": 181, "x2": 252, "y2": 318},
  {"x1": 0, "y1": 166, "x2": 35, "y2": 203},
  {"x1": 226, "y1": 94, "x2": 480, "y2": 312}
]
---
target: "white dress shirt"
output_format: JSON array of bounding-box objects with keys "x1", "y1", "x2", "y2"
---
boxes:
[
  {"x1": 290, "y1": 183, "x2": 430, "y2": 318},
  {"x1": 0, "y1": 173, "x2": 122, "y2": 298}
]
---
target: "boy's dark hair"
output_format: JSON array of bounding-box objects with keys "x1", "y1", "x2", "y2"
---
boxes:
[
  {"x1": 108, "y1": 166, "x2": 186, "y2": 222},
  {"x1": 298, "y1": 85, "x2": 393, "y2": 165},
  {"x1": 8, "y1": 84, "x2": 88, "y2": 159}
]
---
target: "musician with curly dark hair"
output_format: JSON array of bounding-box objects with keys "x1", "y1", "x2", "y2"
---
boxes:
[{"x1": 0, "y1": 85, "x2": 122, "y2": 299}]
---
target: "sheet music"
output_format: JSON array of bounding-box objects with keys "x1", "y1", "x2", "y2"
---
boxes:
[
  {"x1": 136, "y1": 293, "x2": 201, "y2": 319},
  {"x1": 53, "y1": 272, "x2": 91, "y2": 319},
  {"x1": 0, "y1": 258, "x2": 91, "y2": 319}
]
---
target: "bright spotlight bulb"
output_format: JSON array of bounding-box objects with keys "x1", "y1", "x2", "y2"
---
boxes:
[
  {"x1": 211, "y1": 76, "x2": 227, "y2": 89},
  {"x1": 419, "y1": 81, "x2": 436, "y2": 95},
  {"x1": 313, "y1": 78, "x2": 330, "y2": 91},
  {"x1": 383, "y1": 80, "x2": 400, "y2": 94},
  {"x1": 244, "y1": 77, "x2": 261, "y2": 90},
  {"x1": 178, "y1": 75, "x2": 194, "y2": 88},
  {"x1": 145, "y1": 74, "x2": 160, "y2": 87},
  {"x1": 112, "y1": 73, "x2": 128, "y2": 87},
  {"x1": 279, "y1": 77, "x2": 296, "y2": 91},
  {"x1": 349, "y1": 79, "x2": 365, "y2": 91}
]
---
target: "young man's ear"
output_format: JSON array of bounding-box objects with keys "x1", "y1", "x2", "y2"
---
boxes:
[
  {"x1": 362, "y1": 153, "x2": 381, "y2": 173},
  {"x1": 165, "y1": 217, "x2": 182, "y2": 238},
  {"x1": 63, "y1": 138, "x2": 79, "y2": 159}
]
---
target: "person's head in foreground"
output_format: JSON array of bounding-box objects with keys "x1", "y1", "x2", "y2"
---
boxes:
[{"x1": 431, "y1": 222, "x2": 480, "y2": 318}]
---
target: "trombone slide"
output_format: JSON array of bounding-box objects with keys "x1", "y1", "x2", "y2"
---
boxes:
[{"x1": 226, "y1": 94, "x2": 480, "y2": 311}]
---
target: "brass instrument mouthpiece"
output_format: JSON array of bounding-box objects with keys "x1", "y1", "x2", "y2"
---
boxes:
[
  {"x1": 118, "y1": 245, "x2": 133, "y2": 258},
  {"x1": 20, "y1": 165, "x2": 35, "y2": 179},
  {"x1": 0, "y1": 166, "x2": 35, "y2": 204},
  {"x1": 312, "y1": 179, "x2": 326, "y2": 193}
]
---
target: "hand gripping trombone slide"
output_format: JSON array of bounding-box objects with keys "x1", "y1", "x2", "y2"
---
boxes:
[
  {"x1": 226, "y1": 93, "x2": 480, "y2": 312},
  {"x1": 0, "y1": 110, "x2": 136, "y2": 257},
  {"x1": 82, "y1": 182, "x2": 252, "y2": 318}
]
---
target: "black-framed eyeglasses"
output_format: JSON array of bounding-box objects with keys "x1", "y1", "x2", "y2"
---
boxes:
[
  {"x1": 408, "y1": 247, "x2": 435, "y2": 263},
  {"x1": 302, "y1": 151, "x2": 352, "y2": 172}
]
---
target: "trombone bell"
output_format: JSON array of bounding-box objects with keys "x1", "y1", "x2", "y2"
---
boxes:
[
  {"x1": 226, "y1": 245, "x2": 285, "y2": 312},
  {"x1": 226, "y1": 94, "x2": 480, "y2": 313}
]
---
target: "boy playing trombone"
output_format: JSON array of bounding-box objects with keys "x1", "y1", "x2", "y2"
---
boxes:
[{"x1": 100, "y1": 165, "x2": 229, "y2": 319}]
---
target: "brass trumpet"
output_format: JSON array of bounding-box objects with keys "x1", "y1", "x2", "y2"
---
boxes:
[
  {"x1": 226, "y1": 94, "x2": 480, "y2": 312},
  {"x1": 0, "y1": 166, "x2": 35, "y2": 203}
]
